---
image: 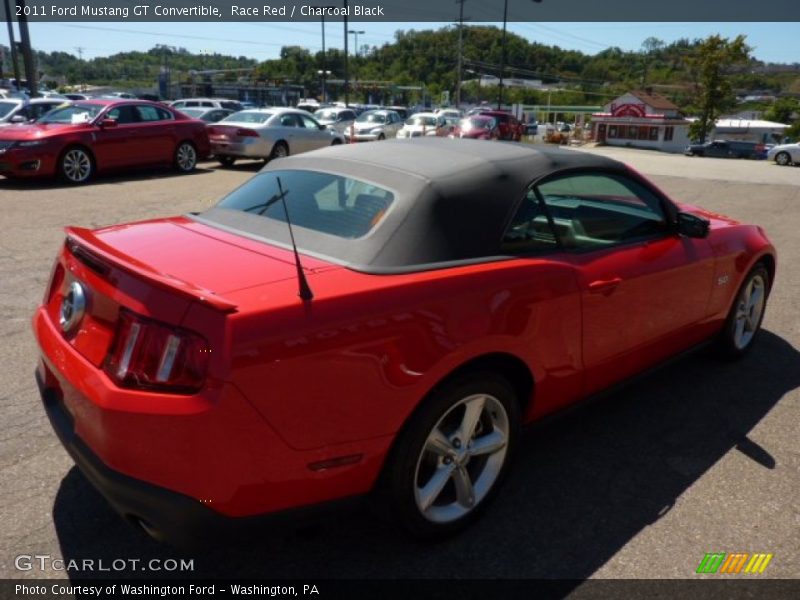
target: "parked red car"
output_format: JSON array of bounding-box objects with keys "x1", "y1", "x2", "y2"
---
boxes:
[
  {"x1": 0, "y1": 100, "x2": 209, "y2": 183},
  {"x1": 452, "y1": 115, "x2": 501, "y2": 140},
  {"x1": 474, "y1": 110, "x2": 523, "y2": 141},
  {"x1": 33, "y1": 139, "x2": 776, "y2": 544}
]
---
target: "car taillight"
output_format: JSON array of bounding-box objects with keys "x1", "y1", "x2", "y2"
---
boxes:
[
  {"x1": 236, "y1": 128, "x2": 259, "y2": 137},
  {"x1": 105, "y1": 310, "x2": 210, "y2": 393}
]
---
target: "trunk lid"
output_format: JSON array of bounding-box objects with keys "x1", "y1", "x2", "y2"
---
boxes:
[{"x1": 45, "y1": 217, "x2": 335, "y2": 368}]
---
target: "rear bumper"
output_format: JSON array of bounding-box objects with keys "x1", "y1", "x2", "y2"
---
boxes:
[
  {"x1": 210, "y1": 138, "x2": 270, "y2": 158},
  {"x1": 32, "y1": 304, "x2": 383, "y2": 543},
  {"x1": 37, "y1": 369, "x2": 363, "y2": 546}
]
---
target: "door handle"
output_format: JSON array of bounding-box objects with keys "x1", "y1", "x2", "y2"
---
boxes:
[{"x1": 588, "y1": 277, "x2": 622, "y2": 294}]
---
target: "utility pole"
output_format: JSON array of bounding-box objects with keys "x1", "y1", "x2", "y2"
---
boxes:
[
  {"x1": 455, "y1": 0, "x2": 466, "y2": 108},
  {"x1": 3, "y1": 0, "x2": 21, "y2": 87},
  {"x1": 74, "y1": 46, "x2": 85, "y2": 91},
  {"x1": 320, "y1": 11, "x2": 326, "y2": 101},
  {"x1": 343, "y1": 0, "x2": 349, "y2": 106},
  {"x1": 16, "y1": 0, "x2": 37, "y2": 96},
  {"x1": 497, "y1": 0, "x2": 508, "y2": 110},
  {"x1": 347, "y1": 28, "x2": 364, "y2": 101}
]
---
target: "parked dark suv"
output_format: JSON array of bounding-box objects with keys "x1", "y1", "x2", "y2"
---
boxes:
[{"x1": 685, "y1": 140, "x2": 766, "y2": 159}]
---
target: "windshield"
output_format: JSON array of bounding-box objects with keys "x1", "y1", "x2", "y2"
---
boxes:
[
  {"x1": 222, "y1": 111, "x2": 274, "y2": 124},
  {"x1": 356, "y1": 112, "x2": 385, "y2": 124},
  {"x1": 216, "y1": 169, "x2": 394, "y2": 239},
  {"x1": 0, "y1": 102, "x2": 18, "y2": 119},
  {"x1": 406, "y1": 116, "x2": 437, "y2": 127},
  {"x1": 38, "y1": 103, "x2": 103, "y2": 124}
]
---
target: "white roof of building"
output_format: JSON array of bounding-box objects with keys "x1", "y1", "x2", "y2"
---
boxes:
[{"x1": 715, "y1": 118, "x2": 788, "y2": 129}]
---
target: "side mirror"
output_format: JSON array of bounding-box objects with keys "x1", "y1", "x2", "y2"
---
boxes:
[
  {"x1": 676, "y1": 212, "x2": 710, "y2": 239},
  {"x1": 99, "y1": 118, "x2": 117, "y2": 128},
  {"x1": 10, "y1": 115, "x2": 27, "y2": 123}
]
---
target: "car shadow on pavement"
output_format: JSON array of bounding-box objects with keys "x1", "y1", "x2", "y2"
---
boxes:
[
  {"x1": 209, "y1": 160, "x2": 265, "y2": 173},
  {"x1": 0, "y1": 167, "x2": 214, "y2": 191},
  {"x1": 52, "y1": 330, "x2": 799, "y2": 585}
]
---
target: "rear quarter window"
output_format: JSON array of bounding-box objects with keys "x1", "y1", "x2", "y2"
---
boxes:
[{"x1": 216, "y1": 169, "x2": 394, "y2": 239}]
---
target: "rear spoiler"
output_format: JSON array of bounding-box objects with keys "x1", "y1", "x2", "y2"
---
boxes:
[{"x1": 64, "y1": 226, "x2": 238, "y2": 313}]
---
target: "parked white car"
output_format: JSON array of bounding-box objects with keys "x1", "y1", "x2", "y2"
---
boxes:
[
  {"x1": 396, "y1": 113, "x2": 449, "y2": 138},
  {"x1": 0, "y1": 97, "x2": 69, "y2": 125},
  {"x1": 434, "y1": 108, "x2": 463, "y2": 121},
  {"x1": 208, "y1": 108, "x2": 344, "y2": 166},
  {"x1": 767, "y1": 142, "x2": 800, "y2": 166},
  {"x1": 314, "y1": 107, "x2": 357, "y2": 134},
  {"x1": 344, "y1": 110, "x2": 403, "y2": 142}
]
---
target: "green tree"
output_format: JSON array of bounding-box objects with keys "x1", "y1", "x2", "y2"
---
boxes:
[
  {"x1": 687, "y1": 35, "x2": 752, "y2": 143},
  {"x1": 764, "y1": 97, "x2": 800, "y2": 124}
]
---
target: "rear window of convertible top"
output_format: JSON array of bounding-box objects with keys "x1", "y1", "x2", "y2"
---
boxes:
[{"x1": 215, "y1": 169, "x2": 394, "y2": 239}]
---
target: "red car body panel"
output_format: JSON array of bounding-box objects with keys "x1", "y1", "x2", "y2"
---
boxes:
[{"x1": 0, "y1": 100, "x2": 209, "y2": 179}]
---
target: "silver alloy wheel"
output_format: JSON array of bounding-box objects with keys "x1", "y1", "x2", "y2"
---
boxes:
[
  {"x1": 775, "y1": 152, "x2": 790, "y2": 166},
  {"x1": 733, "y1": 273, "x2": 766, "y2": 350},
  {"x1": 175, "y1": 143, "x2": 197, "y2": 172},
  {"x1": 62, "y1": 148, "x2": 92, "y2": 183},
  {"x1": 414, "y1": 393, "x2": 509, "y2": 524}
]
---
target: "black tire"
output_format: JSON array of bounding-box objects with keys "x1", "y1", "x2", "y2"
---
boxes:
[
  {"x1": 58, "y1": 146, "x2": 94, "y2": 184},
  {"x1": 378, "y1": 372, "x2": 520, "y2": 539},
  {"x1": 174, "y1": 141, "x2": 197, "y2": 173},
  {"x1": 717, "y1": 263, "x2": 770, "y2": 359},
  {"x1": 775, "y1": 152, "x2": 791, "y2": 166},
  {"x1": 270, "y1": 141, "x2": 289, "y2": 160},
  {"x1": 331, "y1": 139, "x2": 342, "y2": 146},
  {"x1": 217, "y1": 156, "x2": 236, "y2": 168},
  {"x1": 377, "y1": 133, "x2": 386, "y2": 141}
]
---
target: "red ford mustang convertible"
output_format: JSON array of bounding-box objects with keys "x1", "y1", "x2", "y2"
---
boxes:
[{"x1": 33, "y1": 139, "x2": 776, "y2": 544}]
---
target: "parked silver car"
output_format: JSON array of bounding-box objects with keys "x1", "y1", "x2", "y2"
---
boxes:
[
  {"x1": 0, "y1": 97, "x2": 69, "y2": 125},
  {"x1": 178, "y1": 107, "x2": 235, "y2": 123},
  {"x1": 313, "y1": 107, "x2": 357, "y2": 134},
  {"x1": 208, "y1": 108, "x2": 344, "y2": 166},
  {"x1": 767, "y1": 142, "x2": 800, "y2": 166},
  {"x1": 344, "y1": 109, "x2": 403, "y2": 142}
]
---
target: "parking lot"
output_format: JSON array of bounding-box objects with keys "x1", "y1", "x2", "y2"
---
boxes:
[{"x1": 0, "y1": 149, "x2": 798, "y2": 583}]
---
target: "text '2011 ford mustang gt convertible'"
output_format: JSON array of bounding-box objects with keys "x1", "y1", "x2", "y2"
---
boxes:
[{"x1": 32, "y1": 138, "x2": 776, "y2": 544}]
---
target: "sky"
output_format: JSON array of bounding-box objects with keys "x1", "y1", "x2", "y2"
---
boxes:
[{"x1": 20, "y1": 21, "x2": 800, "y2": 64}]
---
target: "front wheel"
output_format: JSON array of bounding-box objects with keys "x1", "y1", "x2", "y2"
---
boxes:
[
  {"x1": 217, "y1": 156, "x2": 236, "y2": 168},
  {"x1": 717, "y1": 263, "x2": 770, "y2": 358},
  {"x1": 174, "y1": 142, "x2": 197, "y2": 173},
  {"x1": 380, "y1": 373, "x2": 520, "y2": 538},
  {"x1": 59, "y1": 147, "x2": 94, "y2": 184},
  {"x1": 377, "y1": 133, "x2": 386, "y2": 141},
  {"x1": 775, "y1": 152, "x2": 791, "y2": 166}
]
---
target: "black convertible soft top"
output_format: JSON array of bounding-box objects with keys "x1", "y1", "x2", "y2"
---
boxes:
[{"x1": 194, "y1": 138, "x2": 629, "y2": 273}]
